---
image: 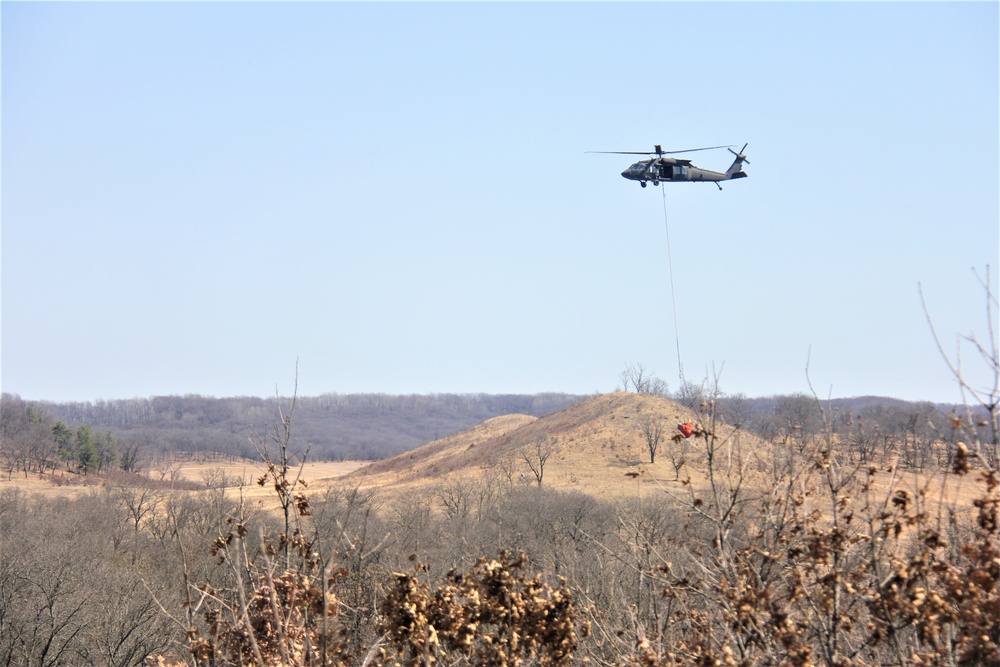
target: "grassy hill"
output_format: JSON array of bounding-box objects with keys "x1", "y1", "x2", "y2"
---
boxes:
[{"x1": 338, "y1": 392, "x2": 762, "y2": 501}]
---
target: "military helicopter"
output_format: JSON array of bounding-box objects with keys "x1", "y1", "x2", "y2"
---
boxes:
[{"x1": 590, "y1": 143, "x2": 749, "y2": 189}]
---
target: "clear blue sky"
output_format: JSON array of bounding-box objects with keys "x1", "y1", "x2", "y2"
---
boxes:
[{"x1": 3, "y1": 2, "x2": 998, "y2": 404}]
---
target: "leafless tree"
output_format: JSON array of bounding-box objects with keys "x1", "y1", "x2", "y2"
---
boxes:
[
  {"x1": 845, "y1": 414, "x2": 882, "y2": 464},
  {"x1": 248, "y1": 370, "x2": 310, "y2": 568},
  {"x1": 775, "y1": 392, "x2": 823, "y2": 453},
  {"x1": 521, "y1": 437, "x2": 558, "y2": 487},
  {"x1": 1, "y1": 491, "x2": 174, "y2": 667},
  {"x1": 113, "y1": 482, "x2": 163, "y2": 565},
  {"x1": 718, "y1": 391, "x2": 753, "y2": 429},
  {"x1": 663, "y1": 431, "x2": 689, "y2": 481},
  {"x1": 920, "y1": 265, "x2": 999, "y2": 469},
  {"x1": 483, "y1": 452, "x2": 518, "y2": 491},
  {"x1": 640, "y1": 416, "x2": 665, "y2": 464},
  {"x1": 673, "y1": 378, "x2": 708, "y2": 411},
  {"x1": 619, "y1": 363, "x2": 668, "y2": 395},
  {"x1": 437, "y1": 477, "x2": 473, "y2": 520}
]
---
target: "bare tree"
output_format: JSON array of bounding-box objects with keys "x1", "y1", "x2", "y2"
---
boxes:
[
  {"x1": 664, "y1": 430, "x2": 689, "y2": 481},
  {"x1": 845, "y1": 414, "x2": 881, "y2": 464},
  {"x1": 484, "y1": 452, "x2": 518, "y2": 491},
  {"x1": 718, "y1": 391, "x2": 753, "y2": 429},
  {"x1": 775, "y1": 392, "x2": 823, "y2": 453},
  {"x1": 673, "y1": 378, "x2": 707, "y2": 411},
  {"x1": 920, "y1": 265, "x2": 1000, "y2": 468},
  {"x1": 619, "y1": 363, "x2": 668, "y2": 395},
  {"x1": 113, "y1": 483, "x2": 163, "y2": 565},
  {"x1": 249, "y1": 372, "x2": 310, "y2": 568},
  {"x1": 436, "y1": 477, "x2": 473, "y2": 520},
  {"x1": 640, "y1": 416, "x2": 664, "y2": 464},
  {"x1": 521, "y1": 437, "x2": 558, "y2": 487}
]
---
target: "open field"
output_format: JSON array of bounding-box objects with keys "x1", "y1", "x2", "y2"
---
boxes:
[
  {"x1": 1, "y1": 457, "x2": 369, "y2": 505},
  {"x1": 170, "y1": 458, "x2": 369, "y2": 485}
]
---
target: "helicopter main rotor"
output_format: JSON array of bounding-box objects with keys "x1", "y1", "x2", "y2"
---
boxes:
[{"x1": 587, "y1": 144, "x2": 734, "y2": 157}]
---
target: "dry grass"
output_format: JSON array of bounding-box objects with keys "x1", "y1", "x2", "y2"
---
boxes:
[
  {"x1": 2, "y1": 458, "x2": 369, "y2": 507},
  {"x1": 0, "y1": 468, "x2": 98, "y2": 500},
  {"x1": 170, "y1": 459, "x2": 367, "y2": 485},
  {"x1": 334, "y1": 393, "x2": 738, "y2": 503}
]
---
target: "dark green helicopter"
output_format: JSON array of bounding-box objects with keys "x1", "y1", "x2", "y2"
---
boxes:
[{"x1": 591, "y1": 144, "x2": 749, "y2": 189}]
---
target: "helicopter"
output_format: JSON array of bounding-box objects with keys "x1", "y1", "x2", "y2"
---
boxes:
[{"x1": 590, "y1": 143, "x2": 749, "y2": 189}]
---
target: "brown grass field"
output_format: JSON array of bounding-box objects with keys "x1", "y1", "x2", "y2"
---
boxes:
[{"x1": 2, "y1": 458, "x2": 369, "y2": 505}]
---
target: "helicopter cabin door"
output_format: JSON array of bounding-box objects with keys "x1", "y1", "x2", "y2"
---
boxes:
[{"x1": 661, "y1": 164, "x2": 688, "y2": 181}]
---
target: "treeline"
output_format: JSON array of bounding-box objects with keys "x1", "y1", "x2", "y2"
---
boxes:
[
  {"x1": 714, "y1": 392, "x2": 982, "y2": 469},
  {"x1": 6, "y1": 392, "x2": 584, "y2": 462},
  {"x1": 0, "y1": 394, "x2": 143, "y2": 480}
]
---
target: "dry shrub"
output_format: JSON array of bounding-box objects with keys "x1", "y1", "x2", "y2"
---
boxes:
[
  {"x1": 192, "y1": 568, "x2": 350, "y2": 667},
  {"x1": 866, "y1": 467, "x2": 1000, "y2": 666},
  {"x1": 619, "y1": 445, "x2": 1000, "y2": 667},
  {"x1": 381, "y1": 550, "x2": 583, "y2": 667}
]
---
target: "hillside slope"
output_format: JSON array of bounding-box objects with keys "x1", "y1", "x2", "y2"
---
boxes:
[{"x1": 337, "y1": 392, "x2": 762, "y2": 500}]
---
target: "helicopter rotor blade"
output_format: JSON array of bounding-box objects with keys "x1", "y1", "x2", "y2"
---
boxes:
[
  {"x1": 587, "y1": 144, "x2": 734, "y2": 156},
  {"x1": 661, "y1": 144, "x2": 734, "y2": 155}
]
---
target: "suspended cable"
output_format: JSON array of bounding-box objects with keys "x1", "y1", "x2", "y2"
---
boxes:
[{"x1": 661, "y1": 185, "x2": 685, "y2": 389}]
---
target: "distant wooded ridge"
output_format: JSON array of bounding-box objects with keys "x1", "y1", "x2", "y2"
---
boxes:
[
  {"x1": 8, "y1": 390, "x2": 958, "y2": 462},
  {"x1": 25, "y1": 393, "x2": 585, "y2": 461}
]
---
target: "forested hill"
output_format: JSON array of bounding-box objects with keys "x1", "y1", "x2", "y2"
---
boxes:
[{"x1": 30, "y1": 393, "x2": 585, "y2": 461}]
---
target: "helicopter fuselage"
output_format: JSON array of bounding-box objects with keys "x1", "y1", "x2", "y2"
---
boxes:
[{"x1": 621, "y1": 155, "x2": 747, "y2": 188}]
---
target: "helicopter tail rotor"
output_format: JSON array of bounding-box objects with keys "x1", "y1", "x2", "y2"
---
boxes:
[{"x1": 728, "y1": 143, "x2": 750, "y2": 164}]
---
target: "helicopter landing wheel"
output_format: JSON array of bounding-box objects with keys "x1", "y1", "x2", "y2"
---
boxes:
[
  {"x1": 640, "y1": 182, "x2": 647, "y2": 188},
  {"x1": 652, "y1": 181, "x2": 660, "y2": 186}
]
